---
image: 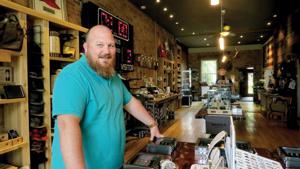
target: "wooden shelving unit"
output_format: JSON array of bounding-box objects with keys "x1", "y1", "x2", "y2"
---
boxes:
[
  {"x1": 0, "y1": 5, "x2": 29, "y2": 167},
  {"x1": 0, "y1": 1, "x2": 87, "y2": 168}
]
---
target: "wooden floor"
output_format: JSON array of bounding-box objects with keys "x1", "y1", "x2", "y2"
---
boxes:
[{"x1": 163, "y1": 101, "x2": 300, "y2": 150}]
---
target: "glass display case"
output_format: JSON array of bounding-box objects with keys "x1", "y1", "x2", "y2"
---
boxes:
[{"x1": 181, "y1": 68, "x2": 192, "y2": 107}]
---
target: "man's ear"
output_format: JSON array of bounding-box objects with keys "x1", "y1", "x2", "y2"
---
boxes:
[{"x1": 83, "y1": 42, "x2": 87, "y2": 53}]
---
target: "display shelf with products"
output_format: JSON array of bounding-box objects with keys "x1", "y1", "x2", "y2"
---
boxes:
[
  {"x1": 0, "y1": 1, "x2": 88, "y2": 168},
  {"x1": 181, "y1": 69, "x2": 192, "y2": 107},
  {"x1": 191, "y1": 69, "x2": 201, "y2": 101},
  {"x1": 0, "y1": 6, "x2": 29, "y2": 167},
  {"x1": 27, "y1": 16, "x2": 85, "y2": 169}
]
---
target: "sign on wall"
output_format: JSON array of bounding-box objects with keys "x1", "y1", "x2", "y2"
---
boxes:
[{"x1": 31, "y1": 0, "x2": 67, "y2": 21}]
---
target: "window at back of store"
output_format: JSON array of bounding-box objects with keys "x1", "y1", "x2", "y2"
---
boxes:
[{"x1": 201, "y1": 60, "x2": 217, "y2": 85}]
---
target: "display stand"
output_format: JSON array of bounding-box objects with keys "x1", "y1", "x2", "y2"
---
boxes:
[{"x1": 181, "y1": 69, "x2": 192, "y2": 107}]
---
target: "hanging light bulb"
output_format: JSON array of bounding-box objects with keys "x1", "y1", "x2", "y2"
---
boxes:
[
  {"x1": 219, "y1": 36, "x2": 225, "y2": 50},
  {"x1": 222, "y1": 55, "x2": 227, "y2": 63},
  {"x1": 211, "y1": 0, "x2": 220, "y2": 6}
]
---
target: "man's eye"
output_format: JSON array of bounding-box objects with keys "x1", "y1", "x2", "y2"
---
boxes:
[
  {"x1": 96, "y1": 44, "x2": 104, "y2": 47},
  {"x1": 108, "y1": 44, "x2": 115, "y2": 48}
]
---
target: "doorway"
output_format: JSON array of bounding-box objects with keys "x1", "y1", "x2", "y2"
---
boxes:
[
  {"x1": 247, "y1": 72, "x2": 254, "y2": 95},
  {"x1": 239, "y1": 68, "x2": 254, "y2": 97}
]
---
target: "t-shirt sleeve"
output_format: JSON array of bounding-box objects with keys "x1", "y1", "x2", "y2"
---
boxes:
[
  {"x1": 121, "y1": 81, "x2": 132, "y2": 105},
  {"x1": 52, "y1": 71, "x2": 87, "y2": 119}
]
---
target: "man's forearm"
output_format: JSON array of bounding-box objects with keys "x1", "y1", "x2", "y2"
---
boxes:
[
  {"x1": 58, "y1": 115, "x2": 86, "y2": 169},
  {"x1": 124, "y1": 97, "x2": 156, "y2": 126}
]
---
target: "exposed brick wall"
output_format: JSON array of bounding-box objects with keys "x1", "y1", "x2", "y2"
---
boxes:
[
  {"x1": 86, "y1": 0, "x2": 175, "y2": 58},
  {"x1": 66, "y1": 0, "x2": 81, "y2": 24},
  {"x1": 9, "y1": 0, "x2": 187, "y2": 85}
]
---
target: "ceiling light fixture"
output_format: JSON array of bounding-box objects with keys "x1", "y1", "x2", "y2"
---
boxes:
[
  {"x1": 210, "y1": 0, "x2": 220, "y2": 6},
  {"x1": 219, "y1": 36, "x2": 225, "y2": 50},
  {"x1": 240, "y1": 35, "x2": 243, "y2": 38},
  {"x1": 267, "y1": 22, "x2": 271, "y2": 26},
  {"x1": 206, "y1": 43, "x2": 210, "y2": 46},
  {"x1": 204, "y1": 38, "x2": 207, "y2": 41},
  {"x1": 181, "y1": 28, "x2": 184, "y2": 31},
  {"x1": 175, "y1": 22, "x2": 179, "y2": 25},
  {"x1": 221, "y1": 55, "x2": 227, "y2": 63},
  {"x1": 260, "y1": 35, "x2": 264, "y2": 38},
  {"x1": 169, "y1": 14, "x2": 174, "y2": 18},
  {"x1": 163, "y1": 7, "x2": 168, "y2": 12},
  {"x1": 192, "y1": 32, "x2": 195, "y2": 35},
  {"x1": 237, "y1": 41, "x2": 241, "y2": 44},
  {"x1": 140, "y1": 5, "x2": 146, "y2": 10},
  {"x1": 273, "y1": 14, "x2": 277, "y2": 18},
  {"x1": 219, "y1": 1, "x2": 225, "y2": 51},
  {"x1": 156, "y1": 0, "x2": 161, "y2": 3}
]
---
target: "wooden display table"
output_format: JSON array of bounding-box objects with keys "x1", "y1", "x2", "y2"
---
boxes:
[{"x1": 195, "y1": 106, "x2": 245, "y2": 120}]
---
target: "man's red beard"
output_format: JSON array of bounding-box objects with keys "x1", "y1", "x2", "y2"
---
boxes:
[{"x1": 86, "y1": 54, "x2": 116, "y2": 78}]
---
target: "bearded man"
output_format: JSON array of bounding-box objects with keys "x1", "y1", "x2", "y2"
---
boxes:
[{"x1": 51, "y1": 25, "x2": 162, "y2": 169}]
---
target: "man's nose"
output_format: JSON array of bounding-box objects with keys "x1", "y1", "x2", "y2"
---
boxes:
[{"x1": 102, "y1": 45, "x2": 110, "y2": 54}]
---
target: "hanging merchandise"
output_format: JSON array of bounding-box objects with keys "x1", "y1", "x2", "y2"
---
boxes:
[{"x1": 0, "y1": 13, "x2": 24, "y2": 51}]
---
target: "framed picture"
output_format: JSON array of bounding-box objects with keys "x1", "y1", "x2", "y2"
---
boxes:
[{"x1": 31, "y1": 0, "x2": 67, "y2": 21}]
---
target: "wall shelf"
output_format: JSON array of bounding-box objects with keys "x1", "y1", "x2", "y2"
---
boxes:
[
  {"x1": 0, "y1": 98, "x2": 26, "y2": 104},
  {"x1": 50, "y1": 57, "x2": 76, "y2": 62},
  {"x1": 0, "y1": 49, "x2": 20, "y2": 62},
  {"x1": 0, "y1": 141, "x2": 27, "y2": 155}
]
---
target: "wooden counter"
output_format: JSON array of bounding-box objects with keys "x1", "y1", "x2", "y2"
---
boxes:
[{"x1": 146, "y1": 94, "x2": 179, "y2": 104}]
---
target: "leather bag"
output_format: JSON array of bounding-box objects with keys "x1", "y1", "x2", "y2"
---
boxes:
[{"x1": 0, "y1": 14, "x2": 24, "y2": 51}]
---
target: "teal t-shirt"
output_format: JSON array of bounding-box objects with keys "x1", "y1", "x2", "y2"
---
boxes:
[{"x1": 51, "y1": 55, "x2": 132, "y2": 169}]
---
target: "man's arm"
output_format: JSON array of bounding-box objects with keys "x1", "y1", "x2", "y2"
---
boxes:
[
  {"x1": 124, "y1": 97, "x2": 163, "y2": 140},
  {"x1": 57, "y1": 115, "x2": 86, "y2": 169}
]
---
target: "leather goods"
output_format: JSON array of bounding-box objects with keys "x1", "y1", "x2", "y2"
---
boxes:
[
  {"x1": 3, "y1": 85, "x2": 25, "y2": 99},
  {"x1": 0, "y1": 13, "x2": 24, "y2": 51},
  {"x1": 8, "y1": 130, "x2": 19, "y2": 139}
]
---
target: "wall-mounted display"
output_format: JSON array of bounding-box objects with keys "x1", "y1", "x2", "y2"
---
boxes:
[
  {"x1": 98, "y1": 8, "x2": 129, "y2": 41},
  {"x1": 82, "y1": 2, "x2": 134, "y2": 72}
]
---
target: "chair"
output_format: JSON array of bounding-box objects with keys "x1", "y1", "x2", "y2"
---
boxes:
[{"x1": 268, "y1": 96, "x2": 292, "y2": 121}]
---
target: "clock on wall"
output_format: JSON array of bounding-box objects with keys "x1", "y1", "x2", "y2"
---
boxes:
[{"x1": 98, "y1": 8, "x2": 129, "y2": 41}]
